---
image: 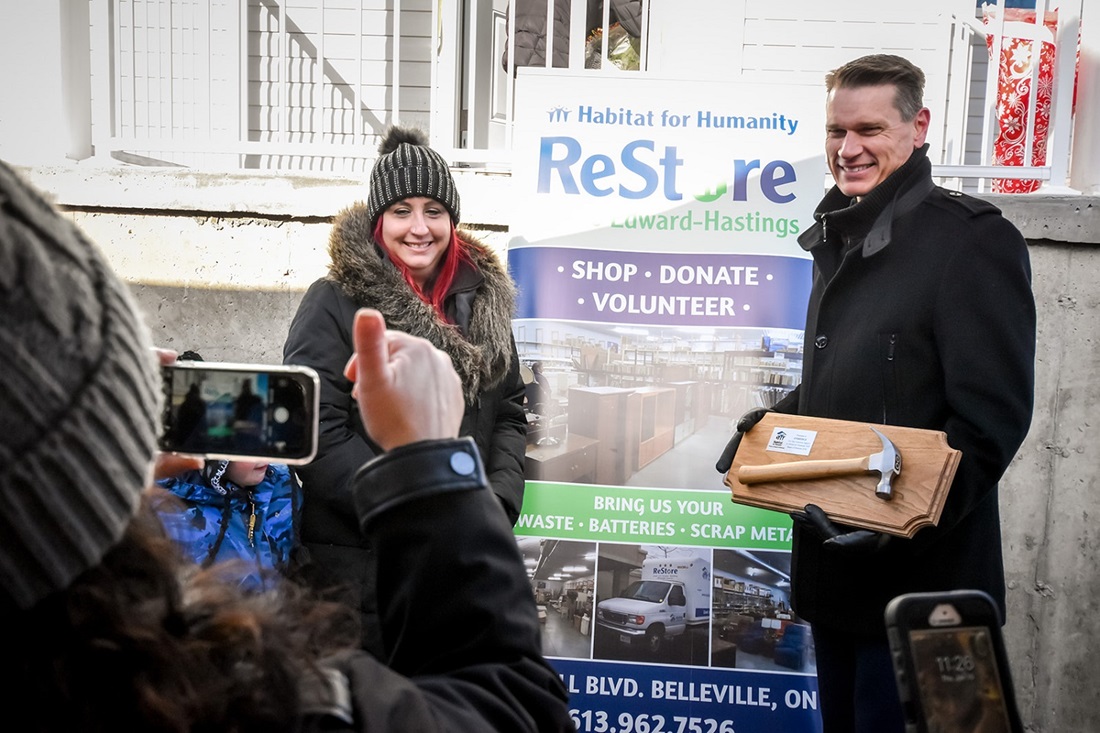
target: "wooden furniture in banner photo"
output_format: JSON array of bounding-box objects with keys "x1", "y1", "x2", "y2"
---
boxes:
[
  {"x1": 567, "y1": 386, "x2": 636, "y2": 485},
  {"x1": 723, "y1": 414, "x2": 961, "y2": 538},
  {"x1": 665, "y1": 380, "x2": 708, "y2": 444},
  {"x1": 628, "y1": 386, "x2": 676, "y2": 469},
  {"x1": 525, "y1": 434, "x2": 600, "y2": 483}
]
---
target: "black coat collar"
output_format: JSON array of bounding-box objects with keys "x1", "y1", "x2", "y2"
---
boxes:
[{"x1": 798, "y1": 145, "x2": 934, "y2": 258}]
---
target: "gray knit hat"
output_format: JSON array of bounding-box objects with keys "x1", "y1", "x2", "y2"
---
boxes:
[
  {"x1": 366, "y1": 126, "x2": 460, "y2": 226},
  {"x1": 0, "y1": 160, "x2": 161, "y2": 610}
]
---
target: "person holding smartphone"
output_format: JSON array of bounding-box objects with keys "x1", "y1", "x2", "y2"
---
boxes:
[
  {"x1": 717, "y1": 55, "x2": 1035, "y2": 731},
  {"x1": 283, "y1": 126, "x2": 527, "y2": 652},
  {"x1": 0, "y1": 157, "x2": 571, "y2": 731}
]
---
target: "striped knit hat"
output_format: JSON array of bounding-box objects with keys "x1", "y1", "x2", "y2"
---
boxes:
[
  {"x1": 0, "y1": 159, "x2": 161, "y2": 610},
  {"x1": 366, "y1": 126, "x2": 460, "y2": 226}
]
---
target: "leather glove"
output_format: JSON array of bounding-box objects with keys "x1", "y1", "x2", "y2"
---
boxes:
[
  {"x1": 715, "y1": 407, "x2": 770, "y2": 473},
  {"x1": 789, "y1": 503, "x2": 890, "y2": 554}
]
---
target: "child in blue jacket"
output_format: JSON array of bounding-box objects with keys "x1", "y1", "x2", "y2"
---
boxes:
[{"x1": 155, "y1": 459, "x2": 301, "y2": 588}]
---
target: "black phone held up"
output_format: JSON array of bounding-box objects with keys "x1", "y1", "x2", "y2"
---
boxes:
[
  {"x1": 885, "y1": 590, "x2": 1023, "y2": 733},
  {"x1": 159, "y1": 362, "x2": 319, "y2": 464}
]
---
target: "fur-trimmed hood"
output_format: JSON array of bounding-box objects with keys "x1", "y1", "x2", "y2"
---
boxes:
[{"x1": 325, "y1": 202, "x2": 517, "y2": 402}]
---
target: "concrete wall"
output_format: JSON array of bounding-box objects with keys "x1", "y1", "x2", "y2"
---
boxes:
[
  {"x1": 17, "y1": 165, "x2": 1100, "y2": 732},
  {"x1": 997, "y1": 195, "x2": 1100, "y2": 731}
]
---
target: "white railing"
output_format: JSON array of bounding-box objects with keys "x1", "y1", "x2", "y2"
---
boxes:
[
  {"x1": 90, "y1": 0, "x2": 415, "y2": 172},
  {"x1": 84, "y1": 0, "x2": 1090, "y2": 192}
]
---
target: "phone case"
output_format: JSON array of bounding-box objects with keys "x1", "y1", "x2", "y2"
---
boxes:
[
  {"x1": 160, "y1": 362, "x2": 319, "y2": 464},
  {"x1": 885, "y1": 590, "x2": 1023, "y2": 733}
]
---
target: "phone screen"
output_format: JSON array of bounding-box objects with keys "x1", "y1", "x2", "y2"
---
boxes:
[
  {"x1": 908, "y1": 625, "x2": 1013, "y2": 733},
  {"x1": 161, "y1": 364, "x2": 315, "y2": 461}
]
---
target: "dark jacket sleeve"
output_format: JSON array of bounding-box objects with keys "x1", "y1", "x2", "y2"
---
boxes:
[
  {"x1": 610, "y1": 0, "x2": 642, "y2": 37},
  {"x1": 919, "y1": 213, "x2": 1035, "y2": 540},
  {"x1": 485, "y1": 337, "x2": 529, "y2": 523},
  {"x1": 328, "y1": 438, "x2": 572, "y2": 732},
  {"x1": 284, "y1": 279, "x2": 378, "y2": 540}
]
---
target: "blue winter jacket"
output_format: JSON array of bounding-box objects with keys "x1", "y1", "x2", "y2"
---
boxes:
[{"x1": 155, "y1": 462, "x2": 300, "y2": 588}]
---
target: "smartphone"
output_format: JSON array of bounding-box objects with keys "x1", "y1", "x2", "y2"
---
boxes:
[
  {"x1": 159, "y1": 361, "x2": 319, "y2": 464},
  {"x1": 885, "y1": 590, "x2": 1023, "y2": 733}
]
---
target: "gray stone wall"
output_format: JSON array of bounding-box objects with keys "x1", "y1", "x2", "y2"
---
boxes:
[{"x1": 993, "y1": 195, "x2": 1100, "y2": 731}]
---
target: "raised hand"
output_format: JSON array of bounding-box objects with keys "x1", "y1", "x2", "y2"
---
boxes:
[{"x1": 344, "y1": 308, "x2": 463, "y2": 451}]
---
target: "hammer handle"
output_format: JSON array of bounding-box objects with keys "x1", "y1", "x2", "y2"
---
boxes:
[{"x1": 737, "y1": 456, "x2": 869, "y2": 485}]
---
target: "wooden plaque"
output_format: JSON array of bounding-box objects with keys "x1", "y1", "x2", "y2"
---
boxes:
[{"x1": 723, "y1": 414, "x2": 961, "y2": 538}]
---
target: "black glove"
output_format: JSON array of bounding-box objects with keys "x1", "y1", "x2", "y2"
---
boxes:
[
  {"x1": 789, "y1": 504, "x2": 890, "y2": 554},
  {"x1": 715, "y1": 407, "x2": 770, "y2": 473}
]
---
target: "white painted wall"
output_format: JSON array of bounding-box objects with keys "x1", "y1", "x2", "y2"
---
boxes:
[
  {"x1": 0, "y1": 1, "x2": 81, "y2": 164},
  {"x1": 1071, "y1": 1, "x2": 1100, "y2": 193}
]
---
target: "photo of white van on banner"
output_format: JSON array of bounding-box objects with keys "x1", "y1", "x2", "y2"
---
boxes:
[{"x1": 508, "y1": 69, "x2": 828, "y2": 733}]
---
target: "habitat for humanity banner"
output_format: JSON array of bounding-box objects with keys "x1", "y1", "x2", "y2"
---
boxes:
[{"x1": 508, "y1": 70, "x2": 826, "y2": 733}]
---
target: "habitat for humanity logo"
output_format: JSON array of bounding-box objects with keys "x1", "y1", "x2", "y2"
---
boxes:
[
  {"x1": 768, "y1": 431, "x2": 788, "y2": 449},
  {"x1": 765, "y1": 426, "x2": 817, "y2": 456}
]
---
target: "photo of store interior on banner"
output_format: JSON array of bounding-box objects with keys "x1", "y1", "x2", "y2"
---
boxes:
[{"x1": 516, "y1": 319, "x2": 802, "y2": 489}]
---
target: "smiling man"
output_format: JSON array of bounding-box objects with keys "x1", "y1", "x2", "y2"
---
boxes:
[
  {"x1": 719, "y1": 54, "x2": 1035, "y2": 731},
  {"x1": 825, "y1": 78, "x2": 930, "y2": 200}
]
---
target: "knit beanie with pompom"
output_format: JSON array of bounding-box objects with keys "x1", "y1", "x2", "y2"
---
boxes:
[{"x1": 366, "y1": 126, "x2": 460, "y2": 227}]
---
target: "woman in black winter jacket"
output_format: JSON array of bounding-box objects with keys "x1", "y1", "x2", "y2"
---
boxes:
[{"x1": 283, "y1": 127, "x2": 527, "y2": 651}]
